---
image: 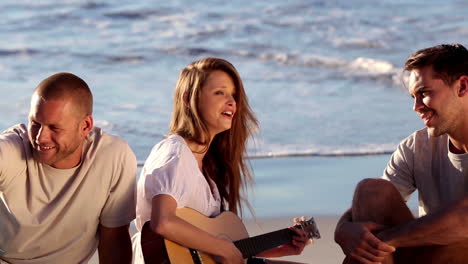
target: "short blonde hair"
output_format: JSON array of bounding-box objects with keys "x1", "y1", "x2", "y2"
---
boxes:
[{"x1": 34, "y1": 72, "x2": 93, "y2": 117}]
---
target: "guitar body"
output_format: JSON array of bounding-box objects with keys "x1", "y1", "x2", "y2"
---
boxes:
[
  {"x1": 141, "y1": 208, "x2": 320, "y2": 264},
  {"x1": 142, "y1": 208, "x2": 250, "y2": 264}
]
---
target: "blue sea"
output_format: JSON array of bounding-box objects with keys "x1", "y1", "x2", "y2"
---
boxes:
[{"x1": 1, "y1": 0, "x2": 466, "y2": 217}]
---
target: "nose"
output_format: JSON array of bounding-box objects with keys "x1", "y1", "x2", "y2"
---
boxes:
[
  {"x1": 36, "y1": 126, "x2": 51, "y2": 143},
  {"x1": 227, "y1": 94, "x2": 236, "y2": 107},
  {"x1": 412, "y1": 96, "x2": 424, "y2": 112}
]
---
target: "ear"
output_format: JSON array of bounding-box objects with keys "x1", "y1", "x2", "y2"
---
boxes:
[
  {"x1": 80, "y1": 115, "x2": 94, "y2": 137},
  {"x1": 457, "y1": 75, "x2": 468, "y2": 97}
]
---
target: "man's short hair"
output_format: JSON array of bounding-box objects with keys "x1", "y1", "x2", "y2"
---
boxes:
[
  {"x1": 405, "y1": 43, "x2": 468, "y2": 85},
  {"x1": 34, "y1": 72, "x2": 93, "y2": 117}
]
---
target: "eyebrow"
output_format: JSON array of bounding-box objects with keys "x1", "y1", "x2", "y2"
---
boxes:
[{"x1": 409, "y1": 85, "x2": 428, "y2": 97}]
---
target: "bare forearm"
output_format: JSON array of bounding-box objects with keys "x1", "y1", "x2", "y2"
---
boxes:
[
  {"x1": 334, "y1": 209, "x2": 352, "y2": 242},
  {"x1": 98, "y1": 225, "x2": 132, "y2": 264},
  {"x1": 265, "y1": 260, "x2": 306, "y2": 264},
  {"x1": 98, "y1": 240, "x2": 132, "y2": 264},
  {"x1": 155, "y1": 215, "x2": 235, "y2": 258},
  {"x1": 378, "y1": 197, "x2": 468, "y2": 247},
  {"x1": 256, "y1": 247, "x2": 285, "y2": 258},
  {"x1": 152, "y1": 195, "x2": 239, "y2": 260}
]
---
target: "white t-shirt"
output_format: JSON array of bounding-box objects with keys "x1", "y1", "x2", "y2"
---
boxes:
[
  {"x1": 132, "y1": 135, "x2": 221, "y2": 264},
  {"x1": 382, "y1": 127, "x2": 468, "y2": 216},
  {"x1": 135, "y1": 134, "x2": 221, "y2": 231},
  {"x1": 0, "y1": 124, "x2": 137, "y2": 264}
]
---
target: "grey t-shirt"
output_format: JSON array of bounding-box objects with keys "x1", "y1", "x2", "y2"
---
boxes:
[
  {"x1": 383, "y1": 127, "x2": 468, "y2": 216},
  {"x1": 0, "y1": 124, "x2": 137, "y2": 263}
]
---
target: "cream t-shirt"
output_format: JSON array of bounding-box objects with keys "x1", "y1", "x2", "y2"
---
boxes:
[
  {"x1": 0, "y1": 124, "x2": 137, "y2": 264},
  {"x1": 383, "y1": 127, "x2": 468, "y2": 216}
]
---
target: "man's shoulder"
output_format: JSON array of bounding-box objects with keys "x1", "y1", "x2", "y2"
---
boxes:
[
  {"x1": 89, "y1": 127, "x2": 131, "y2": 150},
  {"x1": 1, "y1": 123, "x2": 27, "y2": 138},
  {"x1": 409, "y1": 127, "x2": 428, "y2": 139},
  {"x1": 406, "y1": 127, "x2": 447, "y2": 144},
  {"x1": 399, "y1": 127, "x2": 447, "y2": 155},
  {"x1": 401, "y1": 127, "x2": 429, "y2": 145},
  {"x1": 0, "y1": 124, "x2": 28, "y2": 150},
  {"x1": 0, "y1": 124, "x2": 30, "y2": 188},
  {"x1": 85, "y1": 127, "x2": 136, "y2": 164}
]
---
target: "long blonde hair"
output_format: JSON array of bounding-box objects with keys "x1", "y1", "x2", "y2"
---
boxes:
[{"x1": 170, "y1": 57, "x2": 258, "y2": 215}]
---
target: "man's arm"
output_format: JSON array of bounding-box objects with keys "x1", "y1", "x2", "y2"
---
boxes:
[
  {"x1": 335, "y1": 209, "x2": 353, "y2": 238},
  {"x1": 378, "y1": 196, "x2": 468, "y2": 247},
  {"x1": 335, "y1": 209, "x2": 395, "y2": 263},
  {"x1": 98, "y1": 224, "x2": 132, "y2": 264}
]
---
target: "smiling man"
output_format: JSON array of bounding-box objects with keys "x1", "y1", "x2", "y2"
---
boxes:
[
  {"x1": 334, "y1": 43, "x2": 468, "y2": 263},
  {"x1": 0, "y1": 73, "x2": 136, "y2": 263}
]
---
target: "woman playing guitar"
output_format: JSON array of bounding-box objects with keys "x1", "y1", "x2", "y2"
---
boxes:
[{"x1": 133, "y1": 57, "x2": 310, "y2": 263}]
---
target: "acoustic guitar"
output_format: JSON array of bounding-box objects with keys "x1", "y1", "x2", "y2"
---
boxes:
[{"x1": 140, "y1": 208, "x2": 320, "y2": 264}]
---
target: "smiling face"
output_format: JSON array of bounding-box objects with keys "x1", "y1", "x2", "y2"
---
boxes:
[
  {"x1": 28, "y1": 93, "x2": 92, "y2": 169},
  {"x1": 197, "y1": 70, "x2": 237, "y2": 138},
  {"x1": 409, "y1": 66, "x2": 463, "y2": 137}
]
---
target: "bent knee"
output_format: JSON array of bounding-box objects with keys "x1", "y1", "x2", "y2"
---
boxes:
[
  {"x1": 356, "y1": 178, "x2": 397, "y2": 196},
  {"x1": 353, "y1": 178, "x2": 402, "y2": 207}
]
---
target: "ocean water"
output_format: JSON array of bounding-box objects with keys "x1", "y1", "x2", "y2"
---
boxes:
[{"x1": 0, "y1": 0, "x2": 464, "y2": 215}]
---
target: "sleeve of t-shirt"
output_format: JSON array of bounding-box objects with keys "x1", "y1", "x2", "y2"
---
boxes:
[
  {"x1": 382, "y1": 134, "x2": 416, "y2": 201},
  {"x1": 0, "y1": 135, "x2": 6, "y2": 190},
  {"x1": 99, "y1": 142, "x2": 137, "y2": 228},
  {"x1": 0, "y1": 132, "x2": 24, "y2": 191},
  {"x1": 142, "y1": 140, "x2": 192, "y2": 208}
]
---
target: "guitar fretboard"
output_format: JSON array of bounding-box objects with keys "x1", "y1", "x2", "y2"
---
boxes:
[{"x1": 234, "y1": 228, "x2": 294, "y2": 258}]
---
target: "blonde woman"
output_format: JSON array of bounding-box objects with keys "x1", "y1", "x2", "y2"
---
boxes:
[{"x1": 133, "y1": 58, "x2": 309, "y2": 263}]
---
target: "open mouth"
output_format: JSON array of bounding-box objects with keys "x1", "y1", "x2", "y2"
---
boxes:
[
  {"x1": 420, "y1": 112, "x2": 434, "y2": 126},
  {"x1": 222, "y1": 111, "x2": 234, "y2": 118},
  {"x1": 37, "y1": 145, "x2": 55, "y2": 151}
]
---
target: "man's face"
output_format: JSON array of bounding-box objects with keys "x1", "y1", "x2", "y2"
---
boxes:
[
  {"x1": 28, "y1": 94, "x2": 87, "y2": 169},
  {"x1": 408, "y1": 66, "x2": 462, "y2": 137}
]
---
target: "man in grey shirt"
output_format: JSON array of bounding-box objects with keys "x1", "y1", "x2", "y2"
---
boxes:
[{"x1": 335, "y1": 43, "x2": 468, "y2": 263}]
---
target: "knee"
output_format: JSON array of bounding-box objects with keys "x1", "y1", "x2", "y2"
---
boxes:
[
  {"x1": 356, "y1": 178, "x2": 395, "y2": 195},
  {"x1": 354, "y1": 178, "x2": 399, "y2": 202},
  {"x1": 352, "y1": 178, "x2": 410, "y2": 223}
]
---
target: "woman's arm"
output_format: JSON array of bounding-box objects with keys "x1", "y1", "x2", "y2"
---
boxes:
[
  {"x1": 151, "y1": 194, "x2": 244, "y2": 264},
  {"x1": 255, "y1": 226, "x2": 310, "y2": 258}
]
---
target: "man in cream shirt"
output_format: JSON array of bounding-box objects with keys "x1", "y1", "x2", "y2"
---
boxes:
[{"x1": 0, "y1": 73, "x2": 136, "y2": 263}]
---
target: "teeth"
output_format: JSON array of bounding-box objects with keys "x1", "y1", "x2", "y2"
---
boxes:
[
  {"x1": 39, "y1": 146, "x2": 54, "y2": 150},
  {"x1": 420, "y1": 110, "x2": 433, "y2": 119},
  {"x1": 222, "y1": 111, "x2": 233, "y2": 116},
  {"x1": 422, "y1": 113, "x2": 433, "y2": 120}
]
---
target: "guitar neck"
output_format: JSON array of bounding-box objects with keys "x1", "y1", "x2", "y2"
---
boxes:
[{"x1": 234, "y1": 228, "x2": 294, "y2": 258}]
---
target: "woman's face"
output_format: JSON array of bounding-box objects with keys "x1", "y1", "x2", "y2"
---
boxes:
[{"x1": 198, "y1": 70, "x2": 237, "y2": 138}]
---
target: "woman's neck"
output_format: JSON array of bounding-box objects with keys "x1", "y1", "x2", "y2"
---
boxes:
[{"x1": 183, "y1": 137, "x2": 212, "y2": 170}]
